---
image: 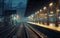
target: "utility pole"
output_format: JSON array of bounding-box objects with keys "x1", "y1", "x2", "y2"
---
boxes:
[{"x1": 55, "y1": 0, "x2": 60, "y2": 27}]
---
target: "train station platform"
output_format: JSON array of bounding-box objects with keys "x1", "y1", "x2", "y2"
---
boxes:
[{"x1": 27, "y1": 22, "x2": 60, "y2": 32}]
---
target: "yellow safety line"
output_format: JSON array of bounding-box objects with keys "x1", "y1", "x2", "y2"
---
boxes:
[{"x1": 27, "y1": 22, "x2": 60, "y2": 32}]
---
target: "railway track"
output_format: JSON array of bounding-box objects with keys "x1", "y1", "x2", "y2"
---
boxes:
[
  {"x1": 17, "y1": 23, "x2": 47, "y2": 38},
  {"x1": 0, "y1": 23, "x2": 47, "y2": 38}
]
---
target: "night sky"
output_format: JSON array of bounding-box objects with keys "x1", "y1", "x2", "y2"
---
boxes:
[
  {"x1": 4, "y1": 0, "x2": 27, "y2": 17},
  {"x1": 24, "y1": 0, "x2": 58, "y2": 17},
  {"x1": 3, "y1": 0, "x2": 58, "y2": 17}
]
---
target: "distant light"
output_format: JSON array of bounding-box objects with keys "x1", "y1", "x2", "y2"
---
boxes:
[
  {"x1": 40, "y1": 9, "x2": 42, "y2": 12},
  {"x1": 37, "y1": 11, "x2": 39, "y2": 13},
  {"x1": 43, "y1": 7, "x2": 47, "y2": 10},
  {"x1": 57, "y1": 9, "x2": 60, "y2": 12},
  {"x1": 49, "y1": 2, "x2": 53, "y2": 7},
  {"x1": 11, "y1": 14, "x2": 20, "y2": 20},
  {"x1": 49, "y1": 14, "x2": 53, "y2": 16},
  {"x1": 50, "y1": 11, "x2": 53, "y2": 14},
  {"x1": 13, "y1": 17, "x2": 17, "y2": 20},
  {"x1": 59, "y1": 16, "x2": 60, "y2": 20},
  {"x1": 31, "y1": 14, "x2": 34, "y2": 17},
  {"x1": 31, "y1": 15, "x2": 33, "y2": 17},
  {"x1": 16, "y1": 15, "x2": 19, "y2": 19},
  {"x1": 45, "y1": 13, "x2": 47, "y2": 15}
]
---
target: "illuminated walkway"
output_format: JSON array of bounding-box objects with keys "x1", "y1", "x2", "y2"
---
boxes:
[{"x1": 27, "y1": 22, "x2": 60, "y2": 32}]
